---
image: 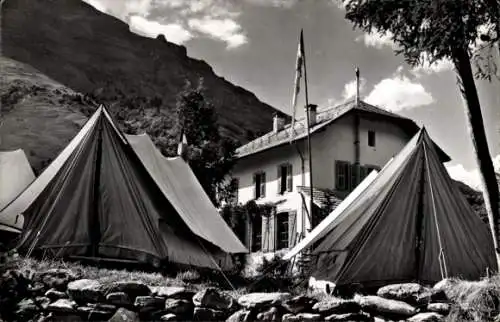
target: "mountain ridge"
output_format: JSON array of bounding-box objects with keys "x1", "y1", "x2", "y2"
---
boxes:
[{"x1": 1, "y1": 0, "x2": 283, "y2": 144}]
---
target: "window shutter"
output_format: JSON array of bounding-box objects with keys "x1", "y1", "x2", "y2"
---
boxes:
[
  {"x1": 288, "y1": 211, "x2": 297, "y2": 247},
  {"x1": 253, "y1": 174, "x2": 257, "y2": 199},
  {"x1": 260, "y1": 173, "x2": 266, "y2": 197},
  {"x1": 360, "y1": 166, "x2": 367, "y2": 180},
  {"x1": 335, "y1": 162, "x2": 341, "y2": 190},
  {"x1": 287, "y1": 164, "x2": 293, "y2": 192},
  {"x1": 346, "y1": 162, "x2": 351, "y2": 191},
  {"x1": 277, "y1": 166, "x2": 282, "y2": 195}
]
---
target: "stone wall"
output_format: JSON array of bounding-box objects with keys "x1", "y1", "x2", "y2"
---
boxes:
[{"x1": 0, "y1": 267, "x2": 457, "y2": 322}]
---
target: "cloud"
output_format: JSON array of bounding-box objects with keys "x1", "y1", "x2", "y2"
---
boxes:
[
  {"x1": 83, "y1": 0, "x2": 108, "y2": 13},
  {"x1": 341, "y1": 77, "x2": 367, "y2": 101},
  {"x1": 244, "y1": 0, "x2": 298, "y2": 8},
  {"x1": 411, "y1": 52, "x2": 454, "y2": 78},
  {"x1": 129, "y1": 16, "x2": 193, "y2": 44},
  {"x1": 188, "y1": 18, "x2": 248, "y2": 49},
  {"x1": 124, "y1": 0, "x2": 152, "y2": 16},
  {"x1": 356, "y1": 30, "x2": 396, "y2": 49},
  {"x1": 364, "y1": 67, "x2": 434, "y2": 111},
  {"x1": 446, "y1": 155, "x2": 500, "y2": 190}
]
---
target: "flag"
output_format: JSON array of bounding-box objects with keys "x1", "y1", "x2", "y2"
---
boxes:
[{"x1": 290, "y1": 29, "x2": 305, "y2": 142}]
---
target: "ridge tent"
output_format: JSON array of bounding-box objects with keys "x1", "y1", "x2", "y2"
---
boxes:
[
  {"x1": 285, "y1": 128, "x2": 496, "y2": 287},
  {"x1": 0, "y1": 106, "x2": 247, "y2": 269},
  {"x1": 0, "y1": 149, "x2": 35, "y2": 235}
]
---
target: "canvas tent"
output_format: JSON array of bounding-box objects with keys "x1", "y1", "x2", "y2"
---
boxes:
[
  {"x1": 0, "y1": 149, "x2": 35, "y2": 234},
  {"x1": 0, "y1": 106, "x2": 247, "y2": 269},
  {"x1": 285, "y1": 128, "x2": 496, "y2": 287}
]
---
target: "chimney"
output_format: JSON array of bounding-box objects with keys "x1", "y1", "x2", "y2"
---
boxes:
[
  {"x1": 273, "y1": 112, "x2": 285, "y2": 133},
  {"x1": 307, "y1": 104, "x2": 318, "y2": 126},
  {"x1": 355, "y1": 67, "x2": 360, "y2": 105}
]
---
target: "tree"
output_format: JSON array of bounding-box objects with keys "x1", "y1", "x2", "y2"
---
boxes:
[
  {"x1": 176, "y1": 79, "x2": 239, "y2": 206},
  {"x1": 342, "y1": 0, "x2": 500, "y2": 268}
]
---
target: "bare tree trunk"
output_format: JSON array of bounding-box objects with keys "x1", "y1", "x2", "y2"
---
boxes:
[{"x1": 454, "y1": 46, "x2": 500, "y2": 269}]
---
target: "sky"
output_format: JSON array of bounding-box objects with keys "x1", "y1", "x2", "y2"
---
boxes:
[{"x1": 83, "y1": 0, "x2": 500, "y2": 190}]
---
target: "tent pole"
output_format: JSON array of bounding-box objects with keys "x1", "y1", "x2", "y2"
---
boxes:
[
  {"x1": 90, "y1": 117, "x2": 103, "y2": 258},
  {"x1": 415, "y1": 148, "x2": 427, "y2": 282}
]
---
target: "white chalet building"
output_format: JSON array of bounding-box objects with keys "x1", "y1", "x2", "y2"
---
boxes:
[{"x1": 231, "y1": 99, "x2": 450, "y2": 254}]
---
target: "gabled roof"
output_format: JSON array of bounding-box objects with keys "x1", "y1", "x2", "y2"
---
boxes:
[{"x1": 236, "y1": 100, "x2": 451, "y2": 162}]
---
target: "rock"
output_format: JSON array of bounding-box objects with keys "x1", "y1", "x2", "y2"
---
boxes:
[
  {"x1": 238, "y1": 292, "x2": 291, "y2": 309},
  {"x1": 46, "y1": 299, "x2": 77, "y2": 313},
  {"x1": 312, "y1": 298, "x2": 361, "y2": 315},
  {"x1": 193, "y1": 288, "x2": 237, "y2": 311},
  {"x1": 67, "y1": 279, "x2": 103, "y2": 303},
  {"x1": 193, "y1": 307, "x2": 227, "y2": 321},
  {"x1": 283, "y1": 295, "x2": 317, "y2": 314},
  {"x1": 407, "y1": 312, "x2": 444, "y2": 322},
  {"x1": 77, "y1": 305, "x2": 115, "y2": 321},
  {"x1": 39, "y1": 269, "x2": 79, "y2": 290},
  {"x1": 29, "y1": 282, "x2": 46, "y2": 295},
  {"x1": 134, "y1": 296, "x2": 165, "y2": 314},
  {"x1": 35, "y1": 296, "x2": 51, "y2": 310},
  {"x1": 106, "y1": 281, "x2": 151, "y2": 300},
  {"x1": 165, "y1": 298, "x2": 193, "y2": 315},
  {"x1": 433, "y1": 278, "x2": 458, "y2": 292},
  {"x1": 256, "y1": 306, "x2": 281, "y2": 321},
  {"x1": 45, "y1": 288, "x2": 68, "y2": 300},
  {"x1": 45, "y1": 313, "x2": 84, "y2": 322},
  {"x1": 106, "y1": 292, "x2": 133, "y2": 307},
  {"x1": 15, "y1": 298, "x2": 38, "y2": 320},
  {"x1": 427, "y1": 302, "x2": 450, "y2": 315},
  {"x1": 226, "y1": 309, "x2": 252, "y2": 322},
  {"x1": 355, "y1": 295, "x2": 417, "y2": 318},
  {"x1": 325, "y1": 312, "x2": 372, "y2": 321},
  {"x1": 108, "y1": 308, "x2": 140, "y2": 322},
  {"x1": 377, "y1": 283, "x2": 428, "y2": 304},
  {"x1": 152, "y1": 286, "x2": 195, "y2": 300},
  {"x1": 282, "y1": 313, "x2": 322, "y2": 321},
  {"x1": 160, "y1": 313, "x2": 178, "y2": 321}
]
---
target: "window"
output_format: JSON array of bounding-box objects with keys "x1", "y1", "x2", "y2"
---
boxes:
[
  {"x1": 276, "y1": 213, "x2": 289, "y2": 250},
  {"x1": 368, "y1": 130, "x2": 376, "y2": 147},
  {"x1": 278, "y1": 164, "x2": 293, "y2": 194},
  {"x1": 335, "y1": 161, "x2": 351, "y2": 191},
  {"x1": 253, "y1": 172, "x2": 266, "y2": 199},
  {"x1": 251, "y1": 216, "x2": 262, "y2": 252},
  {"x1": 231, "y1": 178, "x2": 239, "y2": 204}
]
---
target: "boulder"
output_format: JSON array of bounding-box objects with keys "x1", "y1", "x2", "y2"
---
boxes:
[
  {"x1": 77, "y1": 305, "x2": 115, "y2": 321},
  {"x1": 165, "y1": 298, "x2": 193, "y2": 315},
  {"x1": 256, "y1": 306, "x2": 281, "y2": 321},
  {"x1": 15, "y1": 298, "x2": 38, "y2": 320},
  {"x1": 283, "y1": 295, "x2": 317, "y2": 314},
  {"x1": 407, "y1": 312, "x2": 444, "y2": 322},
  {"x1": 160, "y1": 313, "x2": 178, "y2": 321},
  {"x1": 28, "y1": 282, "x2": 46, "y2": 296},
  {"x1": 39, "y1": 269, "x2": 79, "y2": 291},
  {"x1": 105, "y1": 281, "x2": 151, "y2": 300},
  {"x1": 152, "y1": 286, "x2": 195, "y2": 300},
  {"x1": 67, "y1": 279, "x2": 103, "y2": 303},
  {"x1": 35, "y1": 296, "x2": 51, "y2": 310},
  {"x1": 355, "y1": 295, "x2": 417, "y2": 318},
  {"x1": 108, "y1": 308, "x2": 140, "y2": 322},
  {"x1": 325, "y1": 312, "x2": 372, "y2": 321},
  {"x1": 282, "y1": 313, "x2": 322, "y2": 321},
  {"x1": 45, "y1": 313, "x2": 84, "y2": 322},
  {"x1": 134, "y1": 296, "x2": 165, "y2": 312},
  {"x1": 312, "y1": 298, "x2": 361, "y2": 315},
  {"x1": 427, "y1": 302, "x2": 450, "y2": 315},
  {"x1": 46, "y1": 299, "x2": 77, "y2": 314},
  {"x1": 45, "y1": 288, "x2": 68, "y2": 300},
  {"x1": 106, "y1": 292, "x2": 133, "y2": 307},
  {"x1": 193, "y1": 288, "x2": 237, "y2": 311},
  {"x1": 238, "y1": 292, "x2": 291, "y2": 309},
  {"x1": 377, "y1": 283, "x2": 428, "y2": 304},
  {"x1": 226, "y1": 309, "x2": 253, "y2": 322},
  {"x1": 193, "y1": 307, "x2": 227, "y2": 321}
]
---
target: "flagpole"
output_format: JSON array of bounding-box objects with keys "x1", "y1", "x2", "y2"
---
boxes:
[{"x1": 301, "y1": 31, "x2": 315, "y2": 230}]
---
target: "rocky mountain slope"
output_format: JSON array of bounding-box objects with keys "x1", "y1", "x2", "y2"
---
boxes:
[
  {"x1": 0, "y1": 57, "x2": 91, "y2": 173},
  {"x1": 1, "y1": 0, "x2": 281, "y2": 144}
]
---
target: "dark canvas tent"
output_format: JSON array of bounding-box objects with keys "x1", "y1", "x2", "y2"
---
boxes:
[
  {"x1": 0, "y1": 106, "x2": 247, "y2": 269},
  {"x1": 0, "y1": 149, "x2": 35, "y2": 235},
  {"x1": 285, "y1": 128, "x2": 496, "y2": 287}
]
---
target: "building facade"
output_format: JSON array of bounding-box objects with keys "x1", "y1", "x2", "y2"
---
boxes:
[{"x1": 230, "y1": 99, "x2": 448, "y2": 255}]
